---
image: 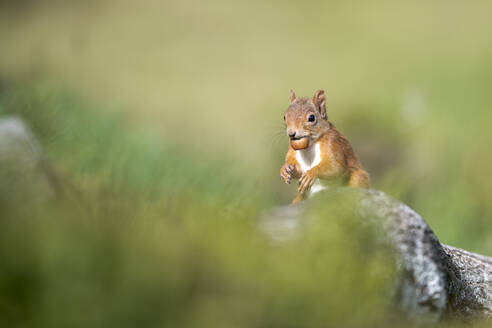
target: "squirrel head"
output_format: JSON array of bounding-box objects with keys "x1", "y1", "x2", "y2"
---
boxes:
[{"x1": 284, "y1": 89, "x2": 330, "y2": 150}]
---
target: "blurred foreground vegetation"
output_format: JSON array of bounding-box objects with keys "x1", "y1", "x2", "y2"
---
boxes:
[{"x1": 1, "y1": 0, "x2": 492, "y2": 326}]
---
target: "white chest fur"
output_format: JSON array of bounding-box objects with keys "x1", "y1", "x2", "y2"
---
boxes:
[
  {"x1": 296, "y1": 142, "x2": 322, "y2": 173},
  {"x1": 295, "y1": 142, "x2": 326, "y2": 195}
]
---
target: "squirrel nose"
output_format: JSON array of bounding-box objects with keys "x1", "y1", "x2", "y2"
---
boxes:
[{"x1": 288, "y1": 131, "x2": 296, "y2": 138}]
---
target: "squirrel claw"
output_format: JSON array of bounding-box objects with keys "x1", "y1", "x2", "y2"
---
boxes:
[
  {"x1": 280, "y1": 164, "x2": 294, "y2": 184},
  {"x1": 298, "y1": 170, "x2": 316, "y2": 194}
]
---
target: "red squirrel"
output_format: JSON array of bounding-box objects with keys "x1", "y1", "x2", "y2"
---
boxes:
[{"x1": 280, "y1": 89, "x2": 370, "y2": 204}]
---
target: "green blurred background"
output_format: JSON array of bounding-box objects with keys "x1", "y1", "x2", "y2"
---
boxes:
[{"x1": 0, "y1": 0, "x2": 492, "y2": 326}]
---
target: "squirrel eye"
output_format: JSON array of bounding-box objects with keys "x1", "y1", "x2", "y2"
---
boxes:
[
  {"x1": 283, "y1": 115, "x2": 286, "y2": 121},
  {"x1": 308, "y1": 114, "x2": 315, "y2": 122}
]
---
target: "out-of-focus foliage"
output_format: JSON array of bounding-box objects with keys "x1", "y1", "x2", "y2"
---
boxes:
[{"x1": 1, "y1": 0, "x2": 492, "y2": 326}]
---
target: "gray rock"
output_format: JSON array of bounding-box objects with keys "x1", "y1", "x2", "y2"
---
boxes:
[
  {"x1": 443, "y1": 244, "x2": 492, "y2": 321},
  {"x1": 262, "y1": 188, "x2": 492, "y2": 323},
  {"x1": 358, "y1": 189, "x2": 448, "y2": 323},
  {"x1": 359, "y1": 190, "x2": 492, "y2": 322},
  {"x1": 0, "y1": 116, "x2": 55, "y2": 207}
]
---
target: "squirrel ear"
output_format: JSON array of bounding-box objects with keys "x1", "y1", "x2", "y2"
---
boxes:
[
  {"x1": 313, "y1": 89, "x2": 327, "y2": 119},
  {"x1": 289, "y1": 89, "x2": 296, "y2": 103}
]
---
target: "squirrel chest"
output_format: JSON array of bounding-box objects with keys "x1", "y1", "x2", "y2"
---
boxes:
[
  {"x1": 295, "y1": 142, "x2": 327, "y2": 194},
  {"x1": 296, "y1": 142, "x2": 321, "y2": 173}
]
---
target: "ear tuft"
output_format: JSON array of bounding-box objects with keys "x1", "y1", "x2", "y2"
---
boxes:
[
  {"x1": 289, "y1": 89, "x2": 296, "y2": 103},
  {"x1": 313, "y1": 89, "x2": 327, "y2": 119}
]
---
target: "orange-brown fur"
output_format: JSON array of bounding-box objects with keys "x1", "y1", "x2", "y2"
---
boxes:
[{"x1": 280, "y1": 89, "x2": 370, "y2": 204}]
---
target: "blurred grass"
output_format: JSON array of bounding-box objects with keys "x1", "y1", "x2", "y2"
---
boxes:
[
  {"x1": 0, "y1": 181, "x2": 402, "y2": 327},
  {"x1": 1, "y1": 0, "x2": 492, "y2": 326}
]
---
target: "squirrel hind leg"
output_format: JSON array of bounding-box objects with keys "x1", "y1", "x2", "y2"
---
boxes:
[
  {"x1": 348, "y1": 169, "x2": 370, "y2": 188},
  {"x1": 291, "y1": 193, "x2": 304, "y2": 205}
]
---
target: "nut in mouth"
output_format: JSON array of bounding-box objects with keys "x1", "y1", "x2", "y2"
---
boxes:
[{"x1": 289, "y1": 136, "x2": 309, "y2": 150}]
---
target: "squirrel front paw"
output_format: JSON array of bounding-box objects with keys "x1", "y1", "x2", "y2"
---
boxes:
[
  {"x1": 298, "y1": 168, "x2": 318, "y2": 194},
  {"x1": 280, "y1": 164, "x2": 295, "y2": 184}
]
